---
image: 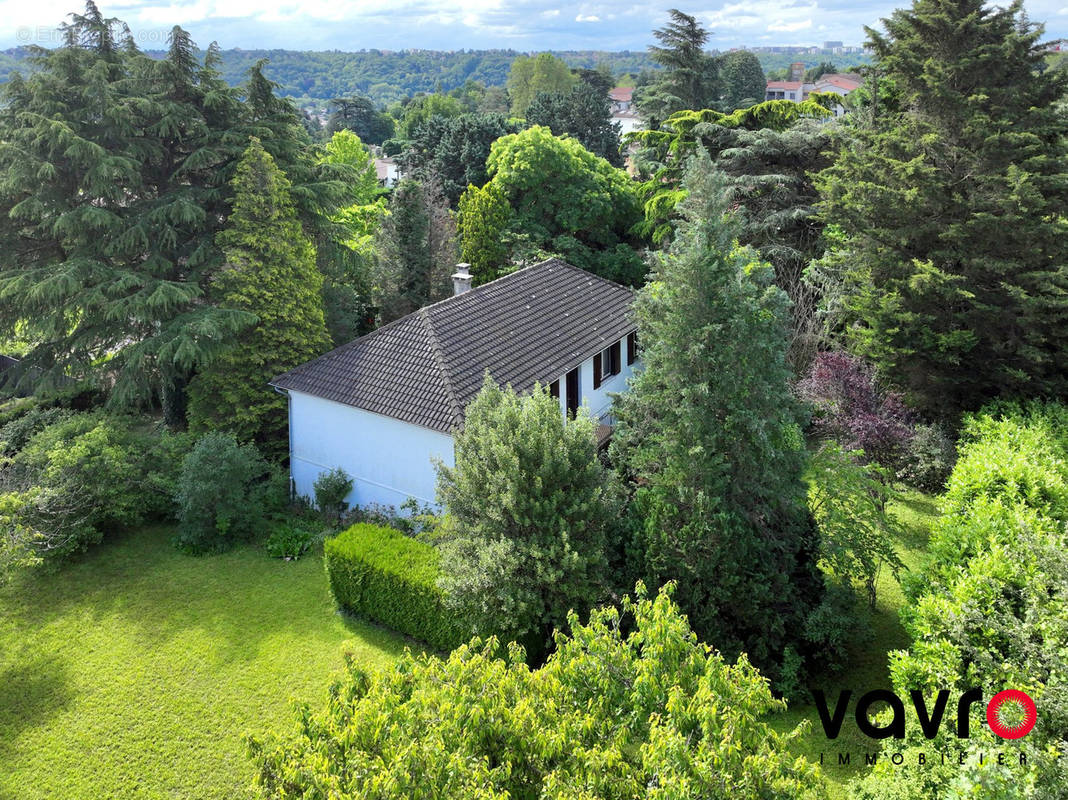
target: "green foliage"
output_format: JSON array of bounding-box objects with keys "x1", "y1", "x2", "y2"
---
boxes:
[
  {"x1": 312, "y1": 467, "x2": 353, "y2": 526},
  {"x1": 525, "y1": 82, "x2": 623, "y2": 166},
  {"x1": 0, "y1": 412, "x2": 154, "y2": 569},
  {"x1": 326, "y1": 95, "x2": 395, "y2": 144},
  {"x1": 637, "y1": 9, "x2": 720, "y2": 122},
  {"x1": 315, "y1": 129, "x2": 384, "y2": 345},
  {"x1": 472, "y1": 125, "x2": 645, "y2": 285},
  {"x1": 174, "y1": 431, "x2": 272, "y2": 554},
  {"x1": 435, "y1": 377, "x2": 617, "y2": 652},
  {"x1": 609, "y1": 155, "x2": 820, "y2": 672},
  {"x1": 896, "y1": 422, "x2": 956, "y2": 493},
  {"x1": 264, "y1": 522, "x2": 313, "y2": 560},
  {"x1": 816, "y1": 0, "x2": 1068, "y2": 416},
  {"x1": 718, "y1": 49, "x2": 766, "y2": 109},
  {"x1": 248, "y1": 583, "x2": 828, "y2": 800},
  {"x1": 457, "y1": 181, "x2": 513, "y2": 285},
  {"x1": 853, "y1": 402, "x2": 1068, "y2": 798},
  {"x1": 629, "y1": 101, "x2": 832, "y2": 253},
  {"x1": 0, "y1": 13, "x2": 343, "y2": 414},
  {"x1": 325, "y1": 522, "x2": 465, "y2": 651},
  {"x1": 506, "y1": 52, "x2": 577, "y2": 115},
  {"x1": 808, "y1": 443, "x2": 906, "y2": 608},
  {"x1": 401, "y1": 112, "x2": 522, "y2": 205},
  {"x1": 394, "y1": 92, "x2": 465, "y2": 141},
  {"x1": 187, "y1": 138, "x2": 331, "y2": 449},
  {"x1": 374, "y1": 177, "x2": 457, "y2": 322}
]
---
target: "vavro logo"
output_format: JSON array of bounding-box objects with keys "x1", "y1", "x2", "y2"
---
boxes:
[{"x1": 813, "y1": 688, "x2": 1038, "y2": 740}]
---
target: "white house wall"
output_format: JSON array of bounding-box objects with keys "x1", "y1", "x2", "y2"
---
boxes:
[{"x1": 287, "y1": 389, "x2": 454, "y2": 510}]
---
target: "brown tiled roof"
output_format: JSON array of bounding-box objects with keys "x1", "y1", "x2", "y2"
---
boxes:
[
  {"x1": 271, "y1": 259, "x2": 636, "y2": 433},
  {"x1": 609, "y1": 87, "x2": 634, "y2": 102}
]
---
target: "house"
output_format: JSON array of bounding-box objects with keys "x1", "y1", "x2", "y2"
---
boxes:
[
  {"x1": 374, "y1": 157, "x2": 400, "y2": 187},
  {"x1": 765, "y1": 71, "x2": 863, "y2": 117},
  {"x1": 608, "y1": 86, "x2": 634, "y2": 114},
  {"x1": 271, "y1": 259, "x2": 639, "y2": 510}
]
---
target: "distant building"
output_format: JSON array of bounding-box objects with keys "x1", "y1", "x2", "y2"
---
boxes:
[
  {"x1": 823, "y1": 40, "x2": 844, "y2": 50},
  {"x1": 374, "y1": 157, "x2": 400, "y2": 187},
  {"x1": 608, "y1": 86, "x2": 634, "y2": 114},
  {"x1": 765, "y1": 72, "x2": 864, "y2": 117}
]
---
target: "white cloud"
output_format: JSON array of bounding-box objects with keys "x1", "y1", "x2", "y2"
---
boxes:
[
  {"x1": 768, "y1": 19, "x2": 812, "y2": 32},
  {"x1": 575, "y1": 13, "x2": 600, "y2": 22}
]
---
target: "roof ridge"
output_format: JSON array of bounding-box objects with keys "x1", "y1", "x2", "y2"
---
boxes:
[{"x1": 419, "y1": 309, "x2": 463, "y2": 429}]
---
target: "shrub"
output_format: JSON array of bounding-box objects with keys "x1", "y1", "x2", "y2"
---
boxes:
[
  {"x1": 2, "y1": 413, "x2": 142, "y2": 564},
  {"x1": 0, "y1": 406, "x2": 72, "y2": 457},
  {"x1": 312, "y1": 467, "x2": 352, "y2": 526},
  {"x1": 798, "y1": 350, "x2": 914, "y2": 470},
  {"x1": 265, "y1": 523, "x2": 313, "y2": 560},
  {"x1": 248, "y1": 584, "x2": 827, "y2": 800},
  {"x1": 174, "y1": 432, "x2": 271, "y2": 554},
  {"x1": 896, "y1": 422, "x2": 956, "y2": 493},
  {"x1": 325, "y1": 523, "x2": 465, "y2": 651},
  {"x1": 942, "y1": 407, "x2": 1068, "y2": 520}
]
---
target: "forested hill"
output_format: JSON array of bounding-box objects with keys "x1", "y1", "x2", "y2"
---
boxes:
[
  {"x1": 0, "y1": 47, "x2": 657, "y2": 105},
  {"x1": 0, "y1": 46, "x2": 872, "y2": 107}
]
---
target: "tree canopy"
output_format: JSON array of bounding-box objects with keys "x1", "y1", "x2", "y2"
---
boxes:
[
  {"x1": 0, "y1": 6, "x2": 343, "y2": 421},
  {"x1": 249, "y1": 583, "x2": 828, "y2": 800},
  {"x1": 186, "y1": 138, "x2": 331, "y2": 449},
  {"x1": 463, "y1": 125, "x2": 645, "y2": 285},
  {"x1": 610, "y1": 154, "x2": 821, "y2": 673},
  {"x1": 817, "y1": 0, "x2": 1068, "y2": 416}
]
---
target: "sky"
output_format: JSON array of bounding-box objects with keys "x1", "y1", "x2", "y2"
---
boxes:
[{"x1": 2, "y1": 0, "x2": 1066, "y2": 51}]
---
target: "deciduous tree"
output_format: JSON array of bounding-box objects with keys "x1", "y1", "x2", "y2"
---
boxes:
[{"x1": 249, "y1": 583, "x2": 828, "y2": 800}]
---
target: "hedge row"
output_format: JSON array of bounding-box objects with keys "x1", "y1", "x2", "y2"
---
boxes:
[{"x1": 324, "y1": 523, "x2": 467, "y2": 651}]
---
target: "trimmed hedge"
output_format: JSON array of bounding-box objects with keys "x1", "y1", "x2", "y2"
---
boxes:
[{"x1": 324, "y1": 523, "x2": 467, "y2": 651}]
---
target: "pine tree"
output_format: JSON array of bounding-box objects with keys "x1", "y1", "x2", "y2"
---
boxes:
[
  {"x1": 187, "y1": 138, "x2": 330, "y2": 449},
  {"x1": 526, "y1": 83, "x2": 624, "y2": 166},
  {"x1": 458, "y1": 181, "x2": 512, "y2": 285},
  {"x1": 0, "y1": 6, "x2": 343, "y2": 421},
  {"x1": 436, "y1": 378, "x2": 615, "y2": 654},
  {"x1": 818, "y1": 0, "x2": 1068, "y2": 416},
  {"x1": 375, "y1": 178, "x2": 457, "y2": 322},
  {"x1": 636, "y1": 9, "x2": 720, "y2": 121},
  {"x1": 610, "y1": 153, "x2": 821, "y2": 672}
]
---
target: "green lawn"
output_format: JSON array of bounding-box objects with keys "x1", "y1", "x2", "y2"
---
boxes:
[
  {"x1": 0, "y1": 526, "x2": 410, "y2": 800},
  {"x1": 769, "y1": 487, "x2": 940, "y2": 798}
]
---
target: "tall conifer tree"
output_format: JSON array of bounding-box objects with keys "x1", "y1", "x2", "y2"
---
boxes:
[
  {"x1": 187, "y1": 138, "x2": 330, "y2": 448},
  {"x1": 818, "y1": 0, "x2": 1068, "y2": 415},
  {"x1": 610, "y1": 153, "x2": 820, "y2": 672},
  {"x1": 0, "y1": 6, "x2": 342, "y2": 420}
]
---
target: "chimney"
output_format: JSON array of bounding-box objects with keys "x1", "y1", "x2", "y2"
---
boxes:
[{"x1": 451, "y1": 263, "x2": 472, "y2": 296}]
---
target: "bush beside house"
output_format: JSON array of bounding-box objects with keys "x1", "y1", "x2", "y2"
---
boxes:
[{"x1": 325, "y1": 523, "x2": 466, "y2": 651}]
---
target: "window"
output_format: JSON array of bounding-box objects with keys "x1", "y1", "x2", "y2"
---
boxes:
[
  {"x1": 627, "y1": 332, "x2": 638, "y2": 365},
  {"x1": 565, "y1": 368, "x2": 580, "y2": 417},
  {"x1": 549, "y1": 379, "x2": 559, "y2": 399},
  {"x1": 607, "y1": 341, "x2": 621, "y2": 377}
]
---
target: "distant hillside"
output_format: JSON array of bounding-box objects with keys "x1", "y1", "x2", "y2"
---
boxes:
[{"x1": 0, "y1": 46, "x2": 870, "y2": 108}]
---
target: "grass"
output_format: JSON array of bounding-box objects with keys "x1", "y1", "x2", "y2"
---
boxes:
[
  {"x1": 0, "y1": 526, "x2": 411, "y2": 800},
  {"x1": 768, "y1": 487, "x2": 941, "y2": 798}
]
